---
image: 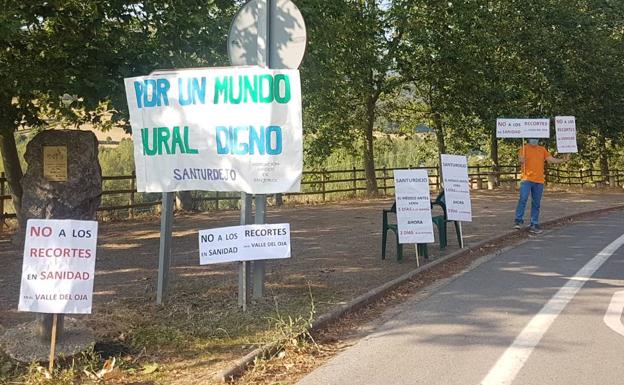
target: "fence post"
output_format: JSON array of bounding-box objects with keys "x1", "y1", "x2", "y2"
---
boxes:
[
  {"x1": 352, "y1": 167, "x2": 357, "y2": 196},
  {"x1": 435, "y1": 169, "x2": 440, "y2": 191},
  {"x1": 382, "y1": 166, "x2": 387, "y2": 196},
  {"x1": 129, "y1": 171, "x2": 136, "y2": 219},
  {"x1": 580, "y1": 169, "x2": 584, "y2": 187},
  {"x1": 215, "y1": 191, "x2": 220, "y2": 210},
  {"x1": 589, "y1": 168, "x2": 594, "y2": 186},
  {"x1": 321, "y1": 170, "x2": 327, "y2": 202}
]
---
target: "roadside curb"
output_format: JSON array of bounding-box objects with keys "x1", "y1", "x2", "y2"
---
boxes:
[{"x1": 214, "y1": 203, "x2": 624, "y2": 382}]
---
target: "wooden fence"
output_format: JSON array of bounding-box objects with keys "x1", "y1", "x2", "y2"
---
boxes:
[{"x1": 0, "y1": 165, "x2": 622, "y2": 225}]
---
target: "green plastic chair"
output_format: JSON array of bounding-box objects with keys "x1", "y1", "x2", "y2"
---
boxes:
[
  {"x1": 381, "y1": 202, "x2": 428, "y2": 261},
  {"x1": 431, "y1": 191, "x2": 462, "y2": 249}
]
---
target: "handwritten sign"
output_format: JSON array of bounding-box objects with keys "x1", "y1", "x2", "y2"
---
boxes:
[
  {"x1": 555, "y1": 116, "x2": 577, "y2": 153},
  {"x1": 124, "y1": 67, "x2": 302, "y2": 194},
  {"x1": 199, "y1": 223, "x2": 291, "y2": 264},
  {"x1": 43, "y1": 146, "x2": 68, "y2": 182},
  {"x1": 441, "y1": 154, "x2": 472, "y2": 222},
  {"x1": 394, "y1": 169, "x2": 435, "y2": 244},
  {"x1": 496, "y1": 118, "x2": 550, "y2": 138},
  {"x1": 18, "y1": 219, "x2": 98, "y2": 314}
]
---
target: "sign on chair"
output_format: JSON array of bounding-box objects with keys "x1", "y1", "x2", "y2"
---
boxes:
[{"x1": 393, "y1": 169, "x2": 435, "y2": 244}]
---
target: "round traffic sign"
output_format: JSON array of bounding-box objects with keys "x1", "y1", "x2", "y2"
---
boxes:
[{"x1": 228, "y1": 0, "x2": 307, "y2": 69}]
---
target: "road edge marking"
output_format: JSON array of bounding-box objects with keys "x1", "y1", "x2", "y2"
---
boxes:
[
  {"x1": 604, "y1": 290, "x2": 624, "y2": 337},
  {"x1": 480, "y1": 233, "x2": 624, "y2": 385}
]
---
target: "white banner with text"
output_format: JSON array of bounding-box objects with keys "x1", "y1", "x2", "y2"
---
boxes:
[
  {"x1": 555, "y1": 116, "x2": 578, "y2": 153},
  {"x1": 199, "y1": 223, "x2": 291, "y2": 264},
  {"x1": 18, "y1": 219, "x2": 98, "y2": 314},
  {"x1": 441, "y1": 154, "x2": 472, "y2": 222},
  {"x1": 496, "y1": 118, "x2": 550, "y2": 138},
  {"x1": 394, "y1": 169, "x2": 435, "y2": 244},
  {"x1": 125, "y1": 67, "x2": 302, "y2": 194}
]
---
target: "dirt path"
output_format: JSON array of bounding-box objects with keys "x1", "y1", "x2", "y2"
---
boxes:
[
  {"x1": 2, "y1": 190, "x2": 623, "y2": 327},
  {"x1": 0, "y1": 189, "x2": 622, "y2": 382}
]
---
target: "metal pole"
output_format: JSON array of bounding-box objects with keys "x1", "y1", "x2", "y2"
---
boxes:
[
  {"x1": 247, "y1": 0, "x2": 271, "y2": 300},
  {"x1": 458, "y1": 222, "x2": 464, "y2": 249},
  {"x1": 253, "y1": 195, "x2": 267, "y2": 298},
  {"x1": 156, "y1": 192, "x2": 174, "y2": 305},
  {"x1": 238, "y1": 193, "x2": 253, "y2": 310},
  {"x1": 414, "y1": 245, "x2": 420, "y2": 268}
]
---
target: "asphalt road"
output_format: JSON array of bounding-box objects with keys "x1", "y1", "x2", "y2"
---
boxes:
[{"x1": 297, "y1": 212, "x2": 624, "y2": 385}]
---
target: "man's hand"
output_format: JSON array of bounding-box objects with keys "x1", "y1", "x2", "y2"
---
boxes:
[{"x1": 546, "y1": 154, "x2": 570, "y2": 164}]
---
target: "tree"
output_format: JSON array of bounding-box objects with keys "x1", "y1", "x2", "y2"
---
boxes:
[
  {"x1": 0, "y1": 1, "x2": 237, "y2": 223},
  {"x1": 299, "y1": 0, "x2": 405, "y2": 195}
]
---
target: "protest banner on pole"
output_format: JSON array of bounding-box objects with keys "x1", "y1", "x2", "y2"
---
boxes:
[
  {"x1": 393, "y1": 169, "x2": 435, "y2": 244},
  {"x1": 199, "y1": 223, "x2": 291, "y2": 264},
  {"x1": 124, "y1": 67, "x2": 303, "y2": 194},
  {"x1": 18, "y1": 219, "x2": 98, "y2": 314},
  {"x1": 496, "y1": 118, "x2": 550, "y2": 138},
  {"x1": 555, "y1": 116, "x2": 578, "y2": 153},
  {"x1": 440, "y1": 154, "x2": 472, "y2": 222}
]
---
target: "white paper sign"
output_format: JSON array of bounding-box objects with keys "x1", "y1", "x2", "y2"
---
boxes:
[
  {"x1": 18, "y1": 219, "x2": 98, "y2": 314},
  {"x1": 555, "y1": 116, "x2": 577, "y2": 153},
  {"x1": 440, "y1": 154, "x2": 472, "y2": 222},
  {"x1": 199, "y1": 223, "x2": 291, "y2": 264},
  {"x1": 394, "y1": 169, "x2": 435, "y2": 244},
  {"x1": 496, "y1": 118, "x2": 550, "y2": 138},
  {"x1": 124, "y1": 67, "x2": 303, "y2": 194}
]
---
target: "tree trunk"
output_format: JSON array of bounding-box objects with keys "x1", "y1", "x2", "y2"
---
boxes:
[
  {"x1": 363, "y1": 97, "x2": 378, "y2": 196},
  {"x1": 598, "y1": 130, "x2": 609, "y2": 181},
  {"x1": 0, "y1": 127, "x2": 23, "y2": 225},
  {"x1": 490, "y1": 126, "x2": 500, "y2": 186},
  {"x1": 175, "y1": 191, "x2": 195, "y2": 211},
  {"x1": 490, "y1": 126, "x2": 499, "y2": 171},
  {"x1": 433, "y1": 113, "x2": 446, "y2": 155}
]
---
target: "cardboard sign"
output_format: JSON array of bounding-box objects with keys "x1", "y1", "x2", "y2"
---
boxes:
[
  {"x1": 18, "y1": 219, "x2": 98, "y2": 314},
  {"x1": 394, "y1": 169, "x2": 435, "y2": 244},
  {"x1": 199, "y1": 223, "x2": 291, "y2": 264},
  {"x1": 440, "y1": 154, "x2": 472, "y2": 222},
  {"x1": 555, "y1": 116, "x2": 578, "y2": 153},
  {"x1": 496, "y1": 118, "x2": 550, "y2": 138},
  {"x1": 43, "y1": 146, "x2": 68, "y2": 182},
  {"x1": 124, "y1": 67, "x2": 302, "y2": 194}
]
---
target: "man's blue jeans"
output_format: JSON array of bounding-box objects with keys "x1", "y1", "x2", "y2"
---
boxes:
[{"x1": 515, "y1": 181, "x2": 544, "y2": 226}]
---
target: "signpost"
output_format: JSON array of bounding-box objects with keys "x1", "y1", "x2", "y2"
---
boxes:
[
  {"x1": 18, "y1": 219, "x2": 98, "y2": 371},
  {"x1": 440, "y1": 154, "x2": 472, "y2": 248},
  {"x1": 227, "y1": 0, "x2": 307, "y2": 306},
  {"x1": 393, "y1": 169, "x2": 435, "y2": 265},
  {"x1": 124, "y1": 0, "x2": 307, "y2": 306},
  {"x1": 555, "y1": 116, "x2": 578, "y2": 153}
]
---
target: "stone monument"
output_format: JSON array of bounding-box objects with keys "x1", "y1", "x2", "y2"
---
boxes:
[{"x1": 1, "y1": 129, "x2": 101, "y2": 361}]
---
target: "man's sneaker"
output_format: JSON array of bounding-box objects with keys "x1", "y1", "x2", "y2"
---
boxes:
[
  {"x1": 528, "y1": 225, "x2": 543, "y2": 234},
  {"x1": 514, "y1": 221, "x2": 523, "y2": 229}
]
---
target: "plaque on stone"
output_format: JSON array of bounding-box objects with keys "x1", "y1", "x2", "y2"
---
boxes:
[{"x1": 43, "y1": 146, "x2": 68, "y2": 182}]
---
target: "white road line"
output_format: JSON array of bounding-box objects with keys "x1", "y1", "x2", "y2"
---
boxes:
[
  {"x1": 480, "y1": 233, "x2": 624, "y2": 385},
  {"x1": 604, "y1": 290, "x2": 624, "y2": 337}
]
